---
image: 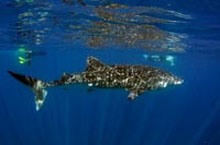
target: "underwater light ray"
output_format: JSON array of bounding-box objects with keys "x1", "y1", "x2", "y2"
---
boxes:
[{"x1": 189, "y1": 97, "x2": 220, "y2": 145}]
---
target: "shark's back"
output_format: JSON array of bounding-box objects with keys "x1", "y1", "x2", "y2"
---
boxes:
[{"x1": 82, "y1": 57, "x2": 174, "y2": 92}]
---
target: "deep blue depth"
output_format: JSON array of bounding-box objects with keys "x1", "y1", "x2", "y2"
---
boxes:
[{"x1": 0, "y1": 0, "x2": 220, "y2": 145}]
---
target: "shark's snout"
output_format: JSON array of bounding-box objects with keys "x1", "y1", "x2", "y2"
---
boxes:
[{"x1": 173, "y1": 77, "x2": 184, "y2": 85}]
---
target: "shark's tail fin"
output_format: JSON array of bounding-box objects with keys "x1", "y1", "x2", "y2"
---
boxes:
[{"x1": 8, "y1": 71, "x2": 48, "y2": 111}]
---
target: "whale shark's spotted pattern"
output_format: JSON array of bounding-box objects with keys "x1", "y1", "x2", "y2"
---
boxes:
[{"x1": 8, "y1": 56, "x2": 183, "y2": 111}]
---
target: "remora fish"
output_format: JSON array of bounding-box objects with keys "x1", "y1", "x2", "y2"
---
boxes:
[{"x1": 8, "y1": 56, "x2": 183, "y2": 111}]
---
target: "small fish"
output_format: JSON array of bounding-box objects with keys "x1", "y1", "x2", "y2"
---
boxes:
[{"x1": 8, "y1": 56, "x2": 183, "y2": 111}]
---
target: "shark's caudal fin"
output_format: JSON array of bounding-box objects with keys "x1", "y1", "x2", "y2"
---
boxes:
[{"x1": 8, "y1": 71, "x2": 48, "y2": 111}]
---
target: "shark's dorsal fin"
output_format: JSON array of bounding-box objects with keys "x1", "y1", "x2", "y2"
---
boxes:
[{"x1": 86, "y1": 56, "x2": 106, "y2": 71}]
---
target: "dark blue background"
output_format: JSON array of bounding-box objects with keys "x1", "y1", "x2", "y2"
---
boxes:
[{"x1": 0, "y1": 0, "x2": 220, "y2": 145}]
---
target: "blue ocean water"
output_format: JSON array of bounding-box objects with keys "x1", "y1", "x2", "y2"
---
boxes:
[{"x1": 0, "y1": 0, "x2": 220, "y2": 145}]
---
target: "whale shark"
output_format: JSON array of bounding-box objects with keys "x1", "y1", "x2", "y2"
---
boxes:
[{"x1": 8, "y1": 56, "x2": 183, "y2": 111}]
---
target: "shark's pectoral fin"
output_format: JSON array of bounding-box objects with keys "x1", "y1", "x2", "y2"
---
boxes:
[
  {"x1": 128, "y1": 92, "x2": 139, "y2": 100},
  {"x1": 127, "y1": 87, "x2": 146, "y2": 100}
]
